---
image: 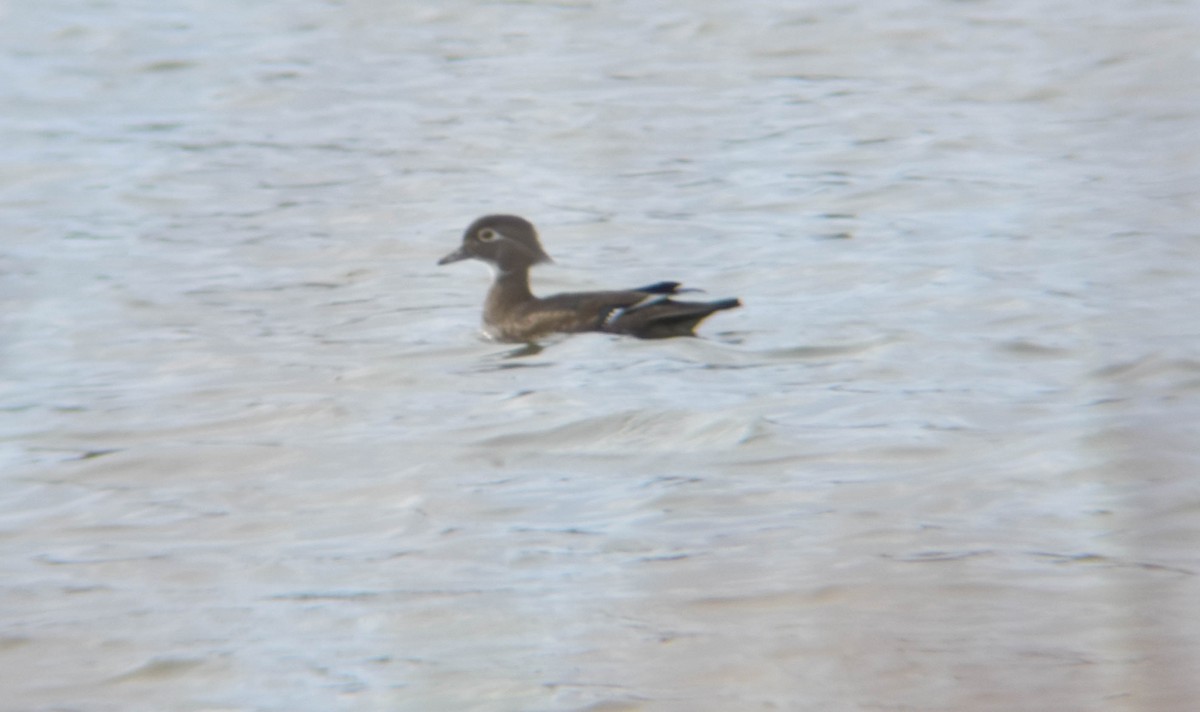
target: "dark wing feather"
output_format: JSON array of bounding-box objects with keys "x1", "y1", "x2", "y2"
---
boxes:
[
  {"x1": 629, "y1": 281, "x2": 683, "y2": 295},
  {"x1": 627, "y1": 281, "x2": 706, "y2": 295}
]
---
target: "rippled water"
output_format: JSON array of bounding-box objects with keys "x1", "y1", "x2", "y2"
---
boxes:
[{"x1": 3, "y1": 1, "x2": 1198, "y2": 710}]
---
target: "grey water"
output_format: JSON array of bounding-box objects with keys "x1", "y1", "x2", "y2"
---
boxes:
[{"x1": 2, "y1": 1, "x2": 1198, "y2": 710}]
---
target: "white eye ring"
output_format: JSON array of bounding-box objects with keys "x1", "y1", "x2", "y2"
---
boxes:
[{"x1": 478, "y1": 228, "x2": 500, "y2": 242}]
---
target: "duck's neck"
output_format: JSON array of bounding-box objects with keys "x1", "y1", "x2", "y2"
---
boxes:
[{"x1": 484, "y1": 266, "x2": 535, "y2": 321}]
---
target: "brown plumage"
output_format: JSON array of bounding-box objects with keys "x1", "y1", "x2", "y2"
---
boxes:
[{"x1": 438, "y1": 215, "x2": 741, "y2": 343}]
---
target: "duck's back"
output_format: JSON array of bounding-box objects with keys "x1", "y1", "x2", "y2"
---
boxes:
[
  {"x1": 487, "y1": 289, "x2": 648, "y2": 342},
  {"x1": 487, "y1": 284, "x2": 738, "y2": 342}
]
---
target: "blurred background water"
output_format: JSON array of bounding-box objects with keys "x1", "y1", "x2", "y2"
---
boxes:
[{"x1": 2, "y1": 1, "x2": 1198, "y2": 710}]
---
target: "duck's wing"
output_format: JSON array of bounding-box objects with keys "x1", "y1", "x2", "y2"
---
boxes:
[
  {"x1": 602, "y1": 296, "x2": 741, "y2": 339},
  {"x1": 501, "y1": 288, "x2": 740, "y2": 342},
  {"x1": 495, "y1": 290, "x2": 649, "y2": 342}
]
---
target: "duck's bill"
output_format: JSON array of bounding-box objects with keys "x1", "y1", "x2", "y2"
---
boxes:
[{"x1": 437, "y1": 246, "x2": 469, "y2": 265}]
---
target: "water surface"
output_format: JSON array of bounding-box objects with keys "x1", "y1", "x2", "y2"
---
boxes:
[{"x1": 2, "y1": 1, "x2": 1198, "y2": 710}]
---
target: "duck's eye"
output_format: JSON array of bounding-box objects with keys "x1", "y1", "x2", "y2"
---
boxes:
[{"x1": 478, "y1": 228, "x2": 499, "y2": 242}]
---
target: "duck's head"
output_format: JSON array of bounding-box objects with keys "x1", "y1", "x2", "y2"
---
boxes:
[{"x1": 438, "y1": 215, "x2": 554, "y2": 273}]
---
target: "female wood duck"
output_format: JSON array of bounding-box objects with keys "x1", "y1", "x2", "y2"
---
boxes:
[{"x1": 438, "y1": 215, "x2": 741, "y2": 343}]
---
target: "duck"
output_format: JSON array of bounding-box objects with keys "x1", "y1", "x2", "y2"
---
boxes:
[{"x1": 437, "y1": 215, "x2": 740, "y2": 342}]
